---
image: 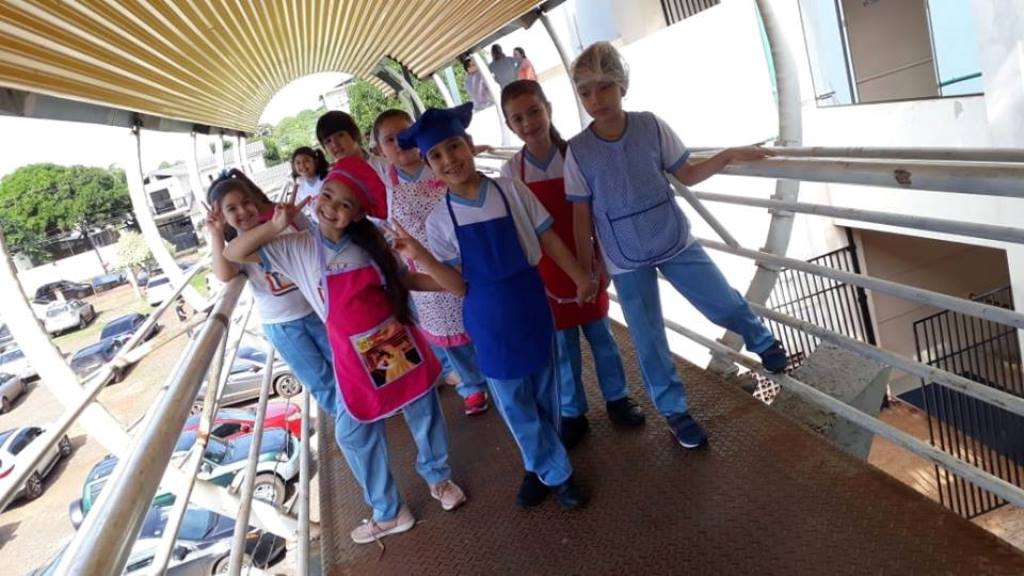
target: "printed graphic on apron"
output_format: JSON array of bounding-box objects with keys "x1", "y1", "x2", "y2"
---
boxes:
[{"x1": 350, "y1": 317, "x2": 424, "y2": 388}]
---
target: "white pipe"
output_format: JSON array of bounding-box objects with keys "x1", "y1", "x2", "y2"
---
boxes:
[
  {"x1": 671, "y1": 179, "x2": 739, "y2": 248},
  {"x1": 471, "y1": 51, "x2": 511, "y2": 146},
  {"x1": 442, "y1": 66, "x2": 463, "y2": 105},
  {"x1": 215, "y1": 134, "x2": 226, "y2": 171},
  {"x1": 186, "y1": 132, "x2": 207, "y2": 213},
  {"x1": 539, "y1": 10, "x2": 589, "y2": 130},
  {"x1": 433, "y1": 73, "x2": 456, "y2": 107},
  {"x1": 297, "y1": 388, "x2": 311, "y2": 576},
  {"x1": 228, "y1": 348, "x2": 276, "y2": 575},
  {"x1": 237, "y1": 135, "x2": 247, "y2": 172},
  {"x1": 689, "y1": 145, "x2": 1024, "y2": 163}
]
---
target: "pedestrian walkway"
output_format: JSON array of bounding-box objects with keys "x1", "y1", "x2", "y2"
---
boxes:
[{"x1": 317, "y1": 323, "x2": 1024, "y2": 575}]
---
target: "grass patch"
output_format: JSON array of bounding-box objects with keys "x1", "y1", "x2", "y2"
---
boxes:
[
  {"x1": 53, "y1": 286, "x2": 155, "y2": 354},
  {"x1": 190, "y1": 269, "x2": 210, "y2": 298}
]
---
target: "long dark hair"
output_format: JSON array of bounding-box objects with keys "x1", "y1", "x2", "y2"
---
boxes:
[
  {"x1": 345, "y1": 217, "x2": 414, "y2": 325},
  {"x1": 500, "y1": 80, "x2": 568, "y2": 156},
  {"x1": 290, "y1": 147, "x2": 328, "y2": 180},
  {"x1": 207, "y1": 168, "x2": 273, "y2": 241}
]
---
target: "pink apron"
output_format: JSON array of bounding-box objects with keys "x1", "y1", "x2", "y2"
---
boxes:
[{"x1": 318, "y1": 235, "x2": 440, "y2": 422}]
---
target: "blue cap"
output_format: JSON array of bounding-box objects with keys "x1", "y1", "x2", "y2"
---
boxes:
[{"x1": 397, "y1": 102, "x2": 474, "y2": 154}]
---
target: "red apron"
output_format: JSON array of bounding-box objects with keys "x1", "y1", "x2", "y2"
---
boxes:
[
  {"x1": 519, "y1": 152, "x2": 609, "y2": 330},
  {"x1": 318, "y1": 235, "x2": 440, "y2": 422}
]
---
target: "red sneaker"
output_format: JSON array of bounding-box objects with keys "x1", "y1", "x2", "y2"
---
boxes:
[{"x1": 463, "y1": 391, "x2": 488, "y2": 415}]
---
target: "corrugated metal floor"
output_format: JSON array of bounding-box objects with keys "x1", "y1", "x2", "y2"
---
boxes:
[{"x1": 317, "y1": 322, "x2": 1024, "y2": 575}]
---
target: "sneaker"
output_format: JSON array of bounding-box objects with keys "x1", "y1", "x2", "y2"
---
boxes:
[
  {"x1": 516, "y1": 472, "x2": 549, "y2": 507},
  {"x1": 350, "y1": 505, "x2": 416, "y2": 544},
  {"x1": 552, "y1": 476, "x2": 587, "y2": 510},
  {"x1": 758, "y1": 340, "x2": 789, "y2": 374},
  {"x1": 667, "y1": 412, "x2": 707, "y2": 449},
  {"x1": 463, "y1": 391, "x2": 488, "y2": 415},
  {"x1": 559, "y1": 415, "x2": 590, "y2": 450},
  {"x1": 430, "y1": 479, "x2": 467, "y2": 511},
  {"x1": 606, "y1": 397, "x2": 646, "y2": 427}
]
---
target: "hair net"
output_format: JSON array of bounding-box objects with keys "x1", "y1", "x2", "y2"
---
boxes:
[{"x1": 571, "y1": 41, "x2": 630, "y2": 91}]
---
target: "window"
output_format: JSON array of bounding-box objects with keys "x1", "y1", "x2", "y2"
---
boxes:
[
  {"x1": 799, "y1": 0, "x2": 983, "y2": 106},
  {"x1": 661, "y1": 0, "x2": 719, "y2": 26}
]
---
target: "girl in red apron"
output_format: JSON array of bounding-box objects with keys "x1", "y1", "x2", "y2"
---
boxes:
[
  {"x1": 372, "y1": 109, "x2": 490, "y2": 416},
  {"x1": 223, "y1": 157, "x2": 467, "y2": 545},
  {"x1": 394, "y1": 103, "x2": 597, "y2": 510},
  {"x1": 500, "y1": 80, "x2": 646, "y2": 450}
]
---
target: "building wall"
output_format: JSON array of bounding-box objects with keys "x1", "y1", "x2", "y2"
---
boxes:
[{"x1": 16, "y1": 243, "x2": 121, "y2": 293}]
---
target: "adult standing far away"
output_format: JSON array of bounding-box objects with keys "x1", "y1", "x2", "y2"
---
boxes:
[
  {"x1": 514, "y1": 47, "x2": 537, "y2": 81},
  {"x1": 462, "y1": 56, "x2": 494, "y2": 111},
  {"x1": 488, "y1": 44, "x2": 520, "y2": 88}
]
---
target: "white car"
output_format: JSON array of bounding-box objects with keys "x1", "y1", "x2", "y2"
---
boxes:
[
  {"x1": 0, "y1": 372, "x2": 27, "y2": 413},
  {"x1": 145, "y1": 275, "x2": 174, "y2": 307},
  {"x1": 0, "y1": 425, "x2": 72, "y2": 501},
  {"x1": 0, "y1": 348, "x2": 36, "y2": 381},
  {"x1": 43, "y1": 299, "x2": 96, "y2": 335}
]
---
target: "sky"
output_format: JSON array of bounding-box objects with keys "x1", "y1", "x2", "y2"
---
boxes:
[{"x1": 0, "y1": 72, "x2": 346, "y2": 179}]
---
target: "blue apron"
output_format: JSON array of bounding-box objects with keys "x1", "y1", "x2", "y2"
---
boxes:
[{"x1": 446, "y1": 179, "x2": 554, "y2": 379}]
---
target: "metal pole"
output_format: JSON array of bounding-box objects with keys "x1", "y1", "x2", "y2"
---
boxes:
[
  {"x1": 710, "y1": 0, "x2": 802, "y2": 375},
  {"x1": 186, "y1": 131, "x2": 207, "y2": 212},
  {"x1": 228, "y1": 348, "x2": 276, "y2": 575},
  {"x1": 443, "y1": 66, "x2": 463, "y2": 105},
  {"x1": 686, "y1": 145, "x2": 1024, "y2": 163},
  {"x1": 539, "y1": 9, "x2": 589, "y2": 130},
  {"x1": 691, "y1": 190, "x2": 1024, "y2": 245},
  {"x1": 297, "y1": 387, "x2": 311, "y2": 576},
  {"x1": 671, "y1": 179, "x2": 740, "y2": 248},
  {"x1": 471, "y1": 51, "x2": 512, "y2": 146},
  {"x1": 126, "y1": 125, "x2": 207, "y2": 312},
  {"x1": 433, "y1": 73, "x2": 456, "y2": 107},
  {"x1": 236, "y1": 134, "x2": 247, "y2": 172},
  {"x1": 215, "y1": 133, "x2": 226, "y2": 171}
]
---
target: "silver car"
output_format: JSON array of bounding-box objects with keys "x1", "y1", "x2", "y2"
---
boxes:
[
  {"x1": 0, "y1": 372, "x2": 27, "y2": 413},
  {"x1": 191, "y1": 346, "x2": 301, "y2": 414},
  {"x1": 43, "y1": 299, "x2": 97, "y2": 335},
  {"x1": 0, "y1": 425, "x2": 73, "y2": 501},
  {"x1": 0, "y1": 347, "x2": 36, "y2": 381}
]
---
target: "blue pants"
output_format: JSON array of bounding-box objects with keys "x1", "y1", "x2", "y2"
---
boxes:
[
  {"x1": 488, "y1": 347, "x2": 572, "y2": 487},
  {"x1": 262, "y1": 313, "x2": 338, "y2": 416},
  {"x1": 612, "y1": 243, "x2": 774, "y2": 417},
  {"x1": 334, "y1": 389, "x2": 451, "y2": 521},
  {"x1": 557, "y1": 318, "x2": 629, "y2": 418},
  {"x1": 431, "y1": 342, "x2": 488, "y2": 398}
]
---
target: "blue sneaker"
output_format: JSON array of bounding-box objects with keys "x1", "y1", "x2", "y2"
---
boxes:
[
  {"x1": 667, "y1": 412, "x2": 707, "y2": 449},
  {"x1": 758, "y1": 340, "x2": 789, "y2": 374}
]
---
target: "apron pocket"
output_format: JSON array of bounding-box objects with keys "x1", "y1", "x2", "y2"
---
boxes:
[{"x1": 604, "y1": 193, "x2": 686, "y2": 267}]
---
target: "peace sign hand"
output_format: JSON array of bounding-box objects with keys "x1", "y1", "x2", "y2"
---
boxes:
[
  {"x1": 272, "y1": 197, "x2": 311, "y2": 232},
  {"x1": 387, "y1": 220, "x2": 429, "y2": 262},
  {"x1": 205, "y1": 208, "x2": 226, "y2": 236}
]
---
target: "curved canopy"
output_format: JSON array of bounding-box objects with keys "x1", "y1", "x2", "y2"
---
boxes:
[{"x1": 0, "y1": 1, "x2": 541, "y2": 133}]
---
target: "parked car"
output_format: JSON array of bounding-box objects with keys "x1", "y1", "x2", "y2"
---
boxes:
[
  {"x1": 69, "y1": 337, "x2": 125, "y2": 383},
  {"x1": 145, "y1": 275, "x2": 174, "y2": 307},
  {"x1": 33, "y1": 280, "x2": 93, "y2": 304},
  {"x1": 191, "y1": 346, "x2": 302, "y2": 413},
  {"x1": 0, "y1": 347, "x2": 37, "y2": 381},
  {"x1": 99, "y1": 313, "x2": 161, "y2": 345},
  {"x1": 0, "y1": 323, "x2": 13, "y2": 348},
  {"x1": 182, "y1": 405, "x2": 303, "y2": 440},
  {"x1": 36, "y1": 505, "x2": 286, "y2": 575},
  {"x1": 0, "y1": 372, "x2": 27, "y2": 413},
  {"x1": 71, "y1": 428, "x2": 300, "y2": 525},
  {"x1": 90, "y1": 270, "x2": 127, "y2": 292},
  {"x1": 43, "y1": 299, "x2": 96, "y2": 335},
  {"x1": 0, "y1": 425, "x2": 72, "y2": 501}
]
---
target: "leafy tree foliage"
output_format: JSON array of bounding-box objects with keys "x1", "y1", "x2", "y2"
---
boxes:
[{"x1": 255, "y1": 107, "x2": 325, "y2": 166}]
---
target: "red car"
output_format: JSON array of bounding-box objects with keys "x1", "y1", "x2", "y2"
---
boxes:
[{"x1": 182, "y1": 405, "x2": 302, "y2": 442}]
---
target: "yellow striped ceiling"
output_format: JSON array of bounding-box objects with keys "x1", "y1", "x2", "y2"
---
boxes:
[{"x1": 0, "y1": 1, "x2": 540, "y2": 133}]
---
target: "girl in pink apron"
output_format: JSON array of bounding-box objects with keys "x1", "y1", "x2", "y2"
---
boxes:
[
  {"x1": 372, "y1": 109, "x2": 490, "y2": 416},
  {"x1": 500, "y1": 80, "x2": 646, "y2": 450},
  {"x1": 395, "y1": 103, "x2": 597, "y2": 510},
  {"x1": 223, "y1": 157, "x2": 467, "y2": 545}
]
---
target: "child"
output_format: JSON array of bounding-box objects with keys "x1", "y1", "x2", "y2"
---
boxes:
[
  {"x1": 499, "y1": 80, "x2": 645, "y2": 450},
  {"x1": 397, "y1": 103, "x2": 596, "y2": 509},
  {"x1": 564, "y1": 42, "x2": 789, "y2": 449},
  {"x1": 290, "y1": 146, "x2": 329, "y2": 221},
  {"x1": 223, "y1": 157, "x2": 466, "y2": 544},
  {"x1": 316, "y1": 110, "x2": 390, "y2": 183},
  {"x1": 373, "y1": 108, "x2": 490, "y2": 416}
]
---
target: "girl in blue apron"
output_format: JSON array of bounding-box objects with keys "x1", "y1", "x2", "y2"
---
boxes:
[
  {"x1": 499, "y1": 80, "x2": 646, "y2": 450},
  {"x1": 564, "y1": 41, "x2": 790, "y2": 450},
  {"x1": 395, "y1": 103, "x2": 597, "y2": 509},
  {"x1": 223, "y1": 157, "x2": 467, "y2": 544}
]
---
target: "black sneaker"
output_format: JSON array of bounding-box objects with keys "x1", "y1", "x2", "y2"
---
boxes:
[
  {"x1": 666, "y1": 412, "x2": 707, "y2": 449},
  {"x1": 516, "y1": 472, "x2": 549, "y2": 507},
  {"x1": 560, "y1": 415, "x2": 590, "y2": 450},
  {"x1": 758, "y1": 340, "x2": 789, "y2": 373},
  {"x1": 606, "y1": 397, "x2": 646, "y2": 427},
  {"x1": 552, "y1": 476, "x2": 587, "y2": 510}
]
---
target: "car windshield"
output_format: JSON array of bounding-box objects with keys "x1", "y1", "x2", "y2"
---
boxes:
[
  {"x1": 148, "y1": 277, "x2": 170, "y2": 288},
  {"x1": 46, "y1": 306, "x2": 69, "y2": 317},
  {"x1": 138, "y1": 506, "x2": 214, "y2": 541},
  {"x1": 0, "y1": 430, "x2": 13, "y2": 446},
  {"x1": 203, "y1": 437, "x2": 229, "y2": 464},
  {"x1": 0, "y1": 373, "x2": 12, "y2": 384},
  {"x1": 0, "y1": 350, "x2": 24, "y2": 363},
  {"x1": 221, "y1": 430, "x2": 285, "y2": 466},
  {"x1": 100, "y1": 317, "x2": 134, "y2": 339}
]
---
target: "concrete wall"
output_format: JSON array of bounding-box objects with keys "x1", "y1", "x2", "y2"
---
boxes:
[{"x1": 16, "y1": 243, "x2": 121, "y2": 293}]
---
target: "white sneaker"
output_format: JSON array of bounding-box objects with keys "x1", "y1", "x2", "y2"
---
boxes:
[
  {"x1": 430, "y1": 479, "x2": 467, "y2": 511},
  {"x1": 350, "y1": 505, "x2": 416, "y2": 544}
]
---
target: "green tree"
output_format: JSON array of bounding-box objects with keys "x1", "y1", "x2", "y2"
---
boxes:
[
  {"x1": 115, "y1": 230, "x2": 150, "y2": 297},
  {"x1": 0, "y1": 164, "x2": 132, "y2": 262},
  {"x1": 255, "y1": 108, "x2": 324, "y2": 167}
]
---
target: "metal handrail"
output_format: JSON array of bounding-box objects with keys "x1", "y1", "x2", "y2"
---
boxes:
[
  {"x1": 297, "y1": 388, "x2": 312, "y2": 576},
  {"x1": 689, "y1": 145, "x2": 1024, "y2": 163}
]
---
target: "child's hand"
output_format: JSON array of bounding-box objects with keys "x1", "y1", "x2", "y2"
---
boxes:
[
  {"x1": 272, "y1": 198, "x2": 310, "y2": 231},
  {"x1": 205, "y1": 209, "x2": 226, "y2": 236},
  {"x1": 576, "y1": 276, "x2": 599, "y2": 304},
  {"x1": 727, "y1": 146, "x2": 775, "y2": 163},
  {"x1": 389, "y1": 221, "x2": 429, "y2": 262}
]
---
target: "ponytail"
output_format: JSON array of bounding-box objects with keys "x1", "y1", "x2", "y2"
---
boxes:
[{"x1": 346, "y1": 219, "x2": 414, "y2": 326}]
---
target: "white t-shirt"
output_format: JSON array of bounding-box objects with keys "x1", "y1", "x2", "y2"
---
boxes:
[
  {"x1": 499, "y1": 147, "x2": 564, "y2": 183},
  {"x1": 242, "y1": 260, "x2": 315, "y2": 325},
  {"x1": 295, "y1": 177, "x2": 323, "y2": 221},
  {"x1": 425, "y1": 177, "x2": 553, "y2": 267}
]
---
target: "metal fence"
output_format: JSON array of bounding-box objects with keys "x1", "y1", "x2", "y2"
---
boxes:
[{"x1": 913, "y1": 286, "x2": 1024, "y2": 518}]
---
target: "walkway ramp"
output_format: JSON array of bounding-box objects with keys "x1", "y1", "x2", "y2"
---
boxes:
[{"x1": 318, "y1": 323, "x2": 1024, "y2": 575}]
